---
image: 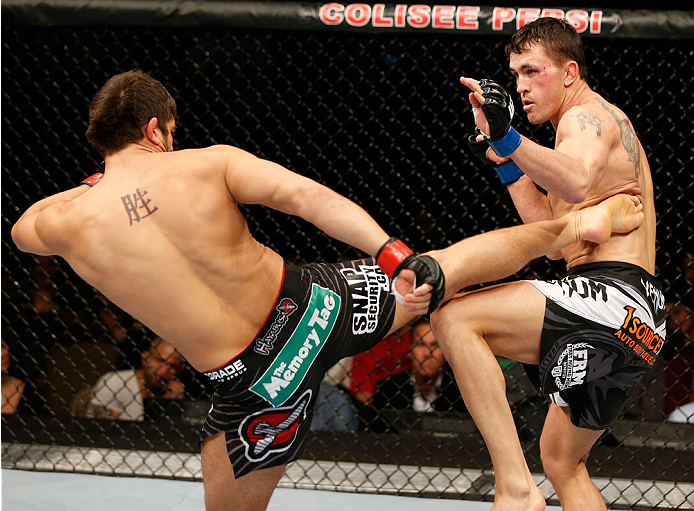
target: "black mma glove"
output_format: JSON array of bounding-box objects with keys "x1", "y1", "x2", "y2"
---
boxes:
[
  {"x1": 468, "y1": 132, "x2": 524, "y2": 185},
  {"x1": 479, "y1": 78, "x2": 522, "y2": 158},
  {"x1": 376, "y1": 238, "x2": 446, "y2": 314}
]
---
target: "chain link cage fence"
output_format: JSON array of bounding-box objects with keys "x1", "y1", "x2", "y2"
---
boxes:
[{"x1": 2, "y1": 2, "x2": 693, "y2": 509}]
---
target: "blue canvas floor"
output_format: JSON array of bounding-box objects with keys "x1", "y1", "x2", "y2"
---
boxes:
[{"x1": 1, "y1": 469, "x2": 571, "y2": 511}]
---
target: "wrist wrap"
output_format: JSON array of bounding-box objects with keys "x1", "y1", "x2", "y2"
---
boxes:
[
  {"x1": 80, "y1": 173, "x2": 104, "y2": 187},
  {"x1": 468, "y1": 133, "x2": 524, "y2": 185},
  {"x1": 376, "y1": 238, "x2": 446, "y2": 314},
  {"x1": 495, "y1": 160, "x2": 524, "y2": 185},
  {"x1": 487, "y1": 127, "x2": 522, "y2": 158},
  {"x1": 376, "y1": 237, "x2": 413, "y2": 278}
]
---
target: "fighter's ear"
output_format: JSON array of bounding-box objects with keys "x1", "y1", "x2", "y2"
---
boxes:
[
  {"x1": 564, "y1": 60, "x2": 580, "y2": 87},
  {"x1": 144, "y1": 117, "x2": 161, "y2": 144}
]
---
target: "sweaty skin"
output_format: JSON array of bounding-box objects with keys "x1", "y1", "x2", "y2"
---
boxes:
[
  {"x1": 451, "y1": 37, "x2": 658, "y2": 511},
  {"x1": 31, "y1": 150, "x2": 286, "y2": 371},
  {"x1": 12, "y1": 129, "x2": 409, "y2": 371},
  {"x1": 10, "y1": 68, "x2": 647, "y2": 511},
  {"x1": 547, "y1": 94, "x2": 655, "y2": 272},
  {"x1": 11, "y1": 136, "x2": 643, "y2": 376},
  {"x1": 461, "y1": 43, "x2": 655, "y2": 276}
]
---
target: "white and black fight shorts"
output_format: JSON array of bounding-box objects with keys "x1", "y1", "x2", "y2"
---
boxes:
[
  {"x1": 523, "y1": 261, "x2": 666, "y2": 430},
  {"x1": 200, "y1": 258, "x2": 396, "y2": 478}
]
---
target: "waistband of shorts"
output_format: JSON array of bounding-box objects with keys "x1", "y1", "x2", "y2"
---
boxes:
[
  {"x1": 202, "y1": 261, "x2": 299, "y2": 375},
  {"x1": 566, "y1": 261, "x2": 657, "y2": 283}
]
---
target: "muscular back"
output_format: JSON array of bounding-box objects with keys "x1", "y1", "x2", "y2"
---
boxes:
[
  {"x1": 37, "y1": 147, "x2": 284, "y2": 371},
  {"x1": 550, "y1": 95, "x2": 656, "y2": 273}
]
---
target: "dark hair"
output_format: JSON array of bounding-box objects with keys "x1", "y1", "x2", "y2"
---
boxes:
[
  {"x1": 85, "y1": 70, "x2": 177, "y2": 156},
  {"x1": 505, "y1": 17, "x2": 587, "y2": 81}
]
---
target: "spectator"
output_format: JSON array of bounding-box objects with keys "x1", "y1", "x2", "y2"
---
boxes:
[
  {"x1": 309, "y1": 318, "x2": 465, "y2": 431},
  {"x1": 346, "y1": 324, "x2": 413, "y2": 432},
  {"x1": 373, "y1": 320, "x2": 467, "y2": 414},
  {"x1": 310, "y1": 380, "x2": 358, "y2": 432},
  {"x1": 92, "y1": 291, "x2": 129, "y2": 344},
  {"x1": 88, "y1": 291, "x2": 149, "y2": 372},
  {"x1": 45, "y1": 291, "x2": 129, "y2": 416},
  {"x1": 349, "y1": 324, "x2": 413, "y2": 407},
  {"x1": 410, "y1": 320, "x2": 448, "y2": 412},
  {"x1": 308, "y1": 357, "x2": 358, "y2": 433},
  {"x1": 664, "y1": 295, "x2": 694, "y2": 422},
  {"x1": 20, "y1": 257, "x2": 63, "y2": 377},
  {"x1": 22, "y1": 256, "x2": 76, "y2": 328},
  {"x1": 87, "y1": 337, "x2": 185, "y2": 420},
  {"x1": 1, "y1": 340, "x2": 26, "y2": 414}
]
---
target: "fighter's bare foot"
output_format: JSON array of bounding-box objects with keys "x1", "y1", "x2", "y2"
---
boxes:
[
  {"x1": 578, "y1": 194, "x2": 644, "y2": 245},
  {"x1": 491, "y1": 479, "x2": 546, "y2": 511}
]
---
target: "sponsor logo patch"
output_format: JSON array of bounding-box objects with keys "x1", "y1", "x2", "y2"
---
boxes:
[
  {"x1": 613, "y1": 305, "x2": 663, "y2": 366},
  {"x1": 250, "y1": 284, "x2": 340, "y2": 406},
  {"x1": 551, "y1": 342, "x2": 593, "y2": 391},
  {"x1": 254, "y1": 298, "x2": 298, "y2": 355},
  {"x1": 239, "y1": 389, "x2": 311, "y2": 462},
  {"x1": 641, "y1": 278, "x2": 665, "y2": 311},
  {"x1": 340, "y1": 264, "x2": 389, "y2": 335},
  {"x1": 204, "y1": 359, "x2": 247, "y2": 383},
  {"x1": 557, "y1": 276, "x2": 608, "y2": 302}
]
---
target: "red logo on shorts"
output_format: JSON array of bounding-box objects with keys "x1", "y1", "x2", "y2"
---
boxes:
[
  {"x1": 277, "y1": 298, "x2": 298, "y2": 314},
  {"x1": 254, "y1": 298, "x2": 298, "y2": 355},
  {"x1": 239, "y1": 390, "x2": 311, "y2": 462}
]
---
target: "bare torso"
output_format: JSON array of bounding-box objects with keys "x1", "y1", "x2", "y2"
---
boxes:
[
  {"x1": 550, "y1": 93, "x2": 656, "y2": 274},
  {"x1": 41, "y1": 147, "x2": 284, "y2": 371}
]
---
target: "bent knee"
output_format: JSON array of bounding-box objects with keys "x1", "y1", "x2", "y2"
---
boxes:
[
  {"x1": 432, "y1": 298, "x2": 467, "y2": 330},
  {"x1": 431, "y1": 297, "x2": 479, "y2": 340},
  {"x1": 540, "y1": 444, "x2": 588, "y2": 482},
  {"x1": 541, "y1": 450, "x2": 572, "y2": 481}
]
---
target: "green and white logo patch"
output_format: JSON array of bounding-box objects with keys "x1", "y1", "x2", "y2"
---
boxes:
[{"x1": 251, "y1": 284, "x2": 341, "y2": 407}]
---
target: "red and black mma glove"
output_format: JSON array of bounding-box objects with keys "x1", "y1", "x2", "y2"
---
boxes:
[
  {"x1": 468, "y1": 129, "x2": 524, "y2": 185},
  {"x1": 376, "y1": 237, "x2": 446, "y2": 314},
  {"x1": 79, "y1": 161, "x2": 105, "y2": 187},
  {"x1": 478, "y1": 78, "x2": 522, "y2": 159}
]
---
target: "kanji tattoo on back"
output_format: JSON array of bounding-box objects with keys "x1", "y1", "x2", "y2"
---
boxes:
[{"x1": 121, "y1": 188, "x2": 158, "y2": 226}]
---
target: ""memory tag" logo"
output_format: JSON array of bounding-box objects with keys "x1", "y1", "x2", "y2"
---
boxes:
[{"x1": 250, "y1": 284, "x2": 340, "y2": 406}]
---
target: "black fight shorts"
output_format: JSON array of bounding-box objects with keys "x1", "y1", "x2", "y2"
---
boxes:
[
  {"x1": 524, "y1": 262, "x2": 666, "y2": 430},
  {"x1": 200, "y1": 258, "x2": 396, "y2": 478}
]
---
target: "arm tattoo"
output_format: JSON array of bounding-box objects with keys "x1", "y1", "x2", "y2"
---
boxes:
[
  {"x1": 572, "y1": 111, "x2": 603, "y2": 136},
  {"x1": 596, "y1": 98, "x2": 641, "y2": 179}
]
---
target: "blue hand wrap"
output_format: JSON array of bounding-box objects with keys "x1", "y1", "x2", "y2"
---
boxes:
[
  {"x1": 494, "y1": 160, "x2": 524, "y2": 185},
  {"x1": 487, "y1": 126, "x2": 521, "y2": 158}
]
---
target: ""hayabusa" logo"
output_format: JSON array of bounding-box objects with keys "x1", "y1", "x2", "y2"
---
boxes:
[
  {"x1": 254, "y1": 298, "x2": 298, "y2": 355},
  {"x1": 238, "y1": 389, "x2": 312, "y2": 462}
]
